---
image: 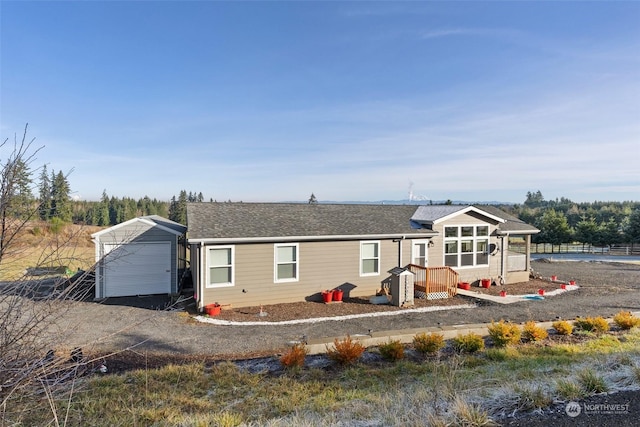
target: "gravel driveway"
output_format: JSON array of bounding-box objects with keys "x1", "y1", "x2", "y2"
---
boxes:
[{"x1": 55, "y1": 260, "x2": 640, "y2": 358}]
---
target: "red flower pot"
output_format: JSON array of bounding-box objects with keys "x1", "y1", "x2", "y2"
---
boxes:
[
  {"x1": 205, "y1": 304, "x2": 221, "y2": 316},
  {"x1": 458, "y1": 282, "x2": 471, "y2": 290},
  {"x1": 332, "y1": 289, "x2": 344, "y2": 302},
  {"x1": 500, "y1": 290, "x2": 507, "y2": 297},
  {"x1": 569, "y1": 280, "x2": 576, "y2": 286},
  {"x1": 481, "y1": 279, "x2": 491, "y2": 288},
  {"x1": 551, "y1": 275, "x2": 557, "y2": 281},
  {"x1": 561, "y1": 284, "x2": 567, "y2": 290},
  {"x1": 538, "y1": 289, "x2": 545, "y2": 296},
  {"x1": 322, "y1": 291, "x2": 333, "y2": 303}
]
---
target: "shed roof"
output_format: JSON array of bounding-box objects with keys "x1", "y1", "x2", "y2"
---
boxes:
[
  {"x1": 186, "y1": 203, "x2": 436, "y2": 243},
  {"x1": 91, "y1": 216, "x2": 186, "y2": 239}
]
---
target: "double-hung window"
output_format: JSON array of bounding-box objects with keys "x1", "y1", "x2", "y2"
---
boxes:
[
  {"x1": 207, "y1": 246, "x2": 234, "y2": 287},
  {"x1": 444, "y1": 226, "x2": 489, "y2": 268},
  {"x1": 360, "y1": 241, "x2": 380, "y2": 276},
  {"x1": 275, "y1": 243, "x2": 299, "y2": 282}
]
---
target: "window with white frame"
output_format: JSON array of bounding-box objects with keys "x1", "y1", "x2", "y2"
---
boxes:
[
  {"x1": 360, "y1": 241, "x2": 380, "y2": 276},
  {"x1": 207, "y1": 246, "x2": 234, "y2": 287},
  {"x1": 444, "y1": 225, "x2": 489, "y2": 268},
  {"x1": 412, "y1": 240, "x2": 429, "y2": 267},
  {"x1": 275, "y1": 243, "x2": 298, "y2": 282}
]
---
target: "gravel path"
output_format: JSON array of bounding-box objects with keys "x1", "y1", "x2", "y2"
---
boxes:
[{"x1": 55, "y1": 260, "x2": 640, "y2": 358}]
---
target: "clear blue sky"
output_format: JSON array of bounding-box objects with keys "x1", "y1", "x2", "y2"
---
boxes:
[{"x1": 1, "y1": 1, "x2": 639, "y2": 204}]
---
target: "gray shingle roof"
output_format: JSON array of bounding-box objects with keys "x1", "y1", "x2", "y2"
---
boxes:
[
  {"x1": 411, "y1": 204, "x2": 539, "y2": 234},
  {"x1": 187, "y1": 203, "x2": 436, "y2": 241},
  {"x1": 411, "y1": 205, "x2": 469, "y2": 223},
  {"x1": 141, "y1": 215, "x2": 187, "y2": 234},
  {"x1": 476, "y1": 205, "x2": 540, "y2": 234}
]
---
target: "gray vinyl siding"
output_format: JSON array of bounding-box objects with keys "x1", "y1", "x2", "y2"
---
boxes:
[
  {"x1": 95, "y1": 222, "x2": 183, "y2": 295},
  {"x1": 201, "y1": 239, "x2": 404, "y2": 308}
]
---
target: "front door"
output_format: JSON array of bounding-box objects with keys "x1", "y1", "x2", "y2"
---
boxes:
[{"x1": 412, "y1": 240, "x2": 429, "y2": 267}]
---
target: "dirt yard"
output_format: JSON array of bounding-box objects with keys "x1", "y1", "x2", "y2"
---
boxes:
[{"x1": 42, "y1": 259, "x2": 638, "y2": 363}]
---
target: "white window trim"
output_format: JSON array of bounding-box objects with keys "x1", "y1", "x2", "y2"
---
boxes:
[
  {"x1": 360, "y1": 240, "x2": 381, "y2": 277},
  {"x1": 274, "y1": 243, "x2": 299, "y2": 283},
  {"x1": 411, "y1": 239, "x2": 430, "y2": 267},
  {"x1": 206, "y1": 245, "x2": 235, "y2": 288},
  {"x1": 443, "y1": 225, "x2": 490, "y2": 269}
]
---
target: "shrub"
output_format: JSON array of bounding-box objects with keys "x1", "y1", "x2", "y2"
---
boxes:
[
  {"x1": 577, "y1": 369, "x2": 609, "y2": 394},
  {"x1": 326, "y1": 335, "x2": 365, "y2": 365},
  {"x1": 522, "y1": 321, "x2": 549, "y2": 342},
  {"x1": 452, "y1": 332, "x2": 485, "y2": 353},
  {"x1": 556, "y1": 379, "x2": 587, "y2": 400},
  {"x1": 279, "y1": 343, "x2": 308, "y2": 369},
  {"x1": 514, "y1": 385, "x2": 553, "y2": 411},
  {"x1": 575, "y1": 316, "x2": 609, "y2": 334},
  {"x1": 450, "y1": 396, "x2": 495, "y2": 426},
  {"x1": 613, "y1": 311, "x2": 640, "y2": 330},
  {"x1": 49, "y1": 217, "x2": 66, "y2": 234},
  {"x1": 413, "y1": 332, "x2": 445, "y2": 355},
  {"x1": 487, "y1": 320, "x2": 521, "y2": 347},
  {"x1": 378, "y1": 339, "x2": 405, "y2": 362},
  {"x1": 552, "y1": 320, "x2": 573, "y2": 335}
]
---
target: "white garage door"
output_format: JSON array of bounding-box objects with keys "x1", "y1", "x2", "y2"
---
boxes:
[{"x1": 103, "y1": 242, "x2": 171, "y2": 297}]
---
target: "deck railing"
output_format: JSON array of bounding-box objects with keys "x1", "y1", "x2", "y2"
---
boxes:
[{"x1": 406, "y1": 264, "x2": 459, "y2": 298}]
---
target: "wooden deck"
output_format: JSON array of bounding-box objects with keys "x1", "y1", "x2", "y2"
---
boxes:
[{"x1": 406, "y1": 264, "x2": 459, "y2": 298}]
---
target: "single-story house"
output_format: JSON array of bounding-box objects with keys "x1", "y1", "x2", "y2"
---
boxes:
[
  {"x1": 187, "y1": 203, "x2": 539, "y2": 310},
  {"x1": 92, "y1": 215, "x2": 187, "y2": 299}
]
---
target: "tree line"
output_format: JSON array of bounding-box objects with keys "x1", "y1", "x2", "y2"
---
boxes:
[
  {"x1": 501, "y1": 191, "x2": 640, "y2": 249},
  {"x1": 3, "y1": 127, "x2": 639, "y2": 248}
]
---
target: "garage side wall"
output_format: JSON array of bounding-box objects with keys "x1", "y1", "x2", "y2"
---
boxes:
[{"x1": 95, "y1": 223, "x2": 182, "y2": 298}]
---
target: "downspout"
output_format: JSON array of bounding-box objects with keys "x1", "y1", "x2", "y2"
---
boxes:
[
  {"x1": 394, "y1": 236, "x2": 406, "y2": 267},
  {"x1": 199, "y1": 242, "x2": 205, "y2": 312}
]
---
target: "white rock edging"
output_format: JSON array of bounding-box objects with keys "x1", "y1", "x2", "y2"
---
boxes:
[{"x1": 195, "y1": 303, "x2": 477, "y2": 326}]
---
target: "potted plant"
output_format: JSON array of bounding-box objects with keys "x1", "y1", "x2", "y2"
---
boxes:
[
  {"x1": 205, "y1": 303, "x2": 221, "y2": 316},
  {"x1": 321, "y1": 290, "x2": 333, "y2": 303},
  {"x1": 458, "y1": 282, "x2": 471, "y2": 290}
]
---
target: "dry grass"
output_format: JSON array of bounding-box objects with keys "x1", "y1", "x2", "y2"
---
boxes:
[
  {"x1": 6, "y1": 329, "x2": 640, "y2": 426},
  {"x1": 0, "y1": 222, "x2": 100, "y2": 281}
]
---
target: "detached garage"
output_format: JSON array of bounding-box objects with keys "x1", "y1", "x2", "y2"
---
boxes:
[{"x1": 92, "y1": 216, "x2": 187, "y2": 299}]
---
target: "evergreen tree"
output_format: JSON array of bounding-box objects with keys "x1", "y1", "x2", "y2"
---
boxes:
[
  {"x1": 38, "y1": 164, "x2": 51, "y2": 220},
  {"x1": 535, "y1": 209, "x2": 572, "y2": 251},
  {"x1": 574, "y1": 217, "x2": 599, "y2": 249},
  {"x1": 168, "y1": 191, "x2": 188, "y2": 224},
  {"x1": 5, "y1": 159, "x2": 34, "y2": 219},
  {"x1": 97, "y1": 190, "x2": 110, "y2": 226},
  {"x1": 308, "y1": 193, "x2": 318, "y2": 204},
  {"x1": 625, "y1": 209, "x2": 640, "y2": 248},
  {"x1": 50, "y1": 170, "x2": 72, "y2": 221}
]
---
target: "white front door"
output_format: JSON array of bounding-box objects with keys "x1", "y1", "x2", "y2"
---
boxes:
[{"x1": 412, "y1": 240, "x2": 429, "y2": 267}]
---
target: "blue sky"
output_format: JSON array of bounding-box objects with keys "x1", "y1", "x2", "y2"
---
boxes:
[{"x1": 1, "y1": 1, "x2": 638, "y2": 204}]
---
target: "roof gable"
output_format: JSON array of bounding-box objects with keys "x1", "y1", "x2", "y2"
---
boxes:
[
  {"x1": 91, "y1": 216, "x2": 186, "y2": 239},
  {"x1": 411, "y1": 205, "x2": 506, "y2": 225}
]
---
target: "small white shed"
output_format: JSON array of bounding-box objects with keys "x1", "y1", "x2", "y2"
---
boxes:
[{"x1": 92, "y1": 216, "x2": 187, "y2": 299}]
